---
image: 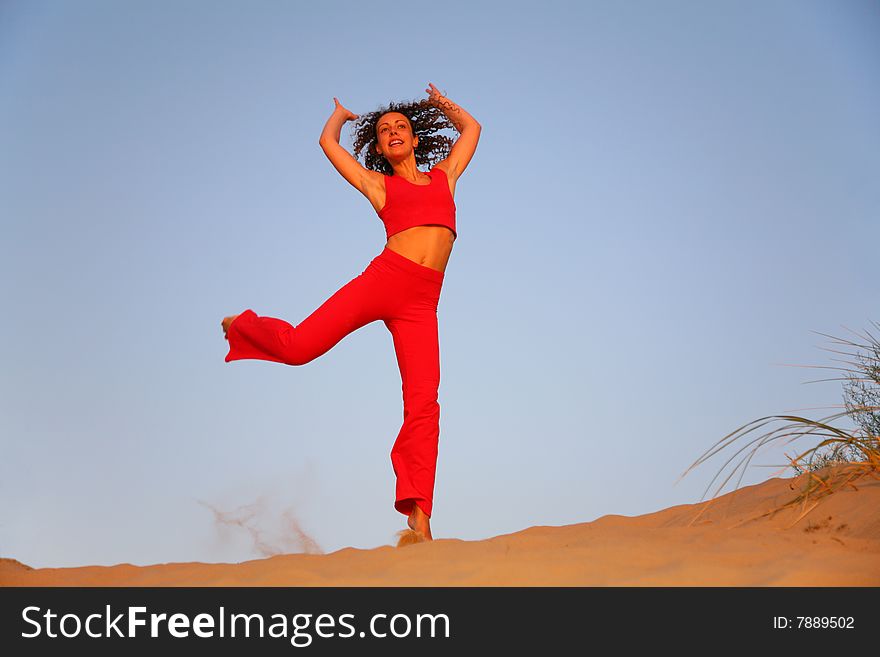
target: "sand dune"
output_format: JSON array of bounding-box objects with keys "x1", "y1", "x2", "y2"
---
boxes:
[{"x1": 3, "y1": 466, "x2": 878, "y2": 586}]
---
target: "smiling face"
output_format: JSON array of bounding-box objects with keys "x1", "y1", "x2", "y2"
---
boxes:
[{"x1": 375, "y1": 111, "x2": 418, "y2": 161}]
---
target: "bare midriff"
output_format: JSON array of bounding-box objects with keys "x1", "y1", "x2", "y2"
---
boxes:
[{"x1": 385, "y1": 225, "x2": 455, "y2": 273}]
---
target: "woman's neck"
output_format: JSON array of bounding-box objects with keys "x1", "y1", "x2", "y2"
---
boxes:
[{"x1": 390, "y1": 157, "x2": 424, "y2": 181}]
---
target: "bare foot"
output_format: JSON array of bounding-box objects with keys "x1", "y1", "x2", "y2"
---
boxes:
[
  {"x1": 395, "y1": 529, "x2": 424, "y2": 547},
  {"x1": 221, "y1": 314, "x2": 240, "y2": 339},
  {"x1": 407, "y1": 503, "x2": 433, "y2": 541},
  {"x1": 395, "y1": 503, "x2": 433, "y2": 547}
]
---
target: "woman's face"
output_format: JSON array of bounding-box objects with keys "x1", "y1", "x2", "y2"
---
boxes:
[{"x1": 375, "y1": 112, "x2": 417, "y2": 160}]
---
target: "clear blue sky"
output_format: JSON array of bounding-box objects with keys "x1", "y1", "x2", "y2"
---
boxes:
[{"x1": 1, "y1": 0, "x2": 877, "y2": 569}]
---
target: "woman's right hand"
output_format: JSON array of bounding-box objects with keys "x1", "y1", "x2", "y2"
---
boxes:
[{"x1": 333, "y1": 97, "x2": 359, "y2": 122}]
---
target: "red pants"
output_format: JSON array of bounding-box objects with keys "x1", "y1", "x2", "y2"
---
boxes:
[{"x1": 224, "y1": 246, "x2": 445, "y2": 519}]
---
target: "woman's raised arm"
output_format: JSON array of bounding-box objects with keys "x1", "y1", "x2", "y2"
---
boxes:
[
  {"x1": 427, "y1": 83, "x2": 481, "y2": 182},
  {"x1": 318, "y1": 98, "x2": 374, "y2": 195}
]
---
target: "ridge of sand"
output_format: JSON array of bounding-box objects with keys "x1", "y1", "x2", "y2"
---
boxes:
[{"x1": 3, "y1": 466, "x2": 878, "y2": 586}]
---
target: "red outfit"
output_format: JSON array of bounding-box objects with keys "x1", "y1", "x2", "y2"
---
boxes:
[{"x1": 225, "y1": 165, "x2": 456, "y2": 520}]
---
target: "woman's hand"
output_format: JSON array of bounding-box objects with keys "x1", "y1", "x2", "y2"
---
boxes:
[
  {"x1": 425, "y1": 82, "x2": 448, "y2": 108},
  {"x1": 333, "y1": 97, "x2": 359, "y2": 122}
]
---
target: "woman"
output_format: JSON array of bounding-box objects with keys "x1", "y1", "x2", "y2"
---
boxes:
[{"x1": 221, "y1": 83, "x2": 481, "y2": 544}]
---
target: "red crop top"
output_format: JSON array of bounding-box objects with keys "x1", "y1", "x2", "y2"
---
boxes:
[{"x1": 377, "y1": 166, "x2": 457, "y2": 240}]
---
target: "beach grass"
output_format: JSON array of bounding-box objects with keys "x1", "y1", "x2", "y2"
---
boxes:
[{"x1": 680, "y1": 321, "x2": 880, "y2": 517}]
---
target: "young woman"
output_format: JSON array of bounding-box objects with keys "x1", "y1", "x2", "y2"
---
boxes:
[{"x1": 221, "y1": 83, "x2": 481, "y2": 543}]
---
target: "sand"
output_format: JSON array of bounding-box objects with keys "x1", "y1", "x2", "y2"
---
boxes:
[{"x1": 3, "y1": 465, "x2": 878, "y2": 586}]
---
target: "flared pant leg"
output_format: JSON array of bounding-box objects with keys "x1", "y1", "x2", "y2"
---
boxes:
[
  {"x1": 374, "y1": 247, "x2": 445, "y2": 520},
  {"x1": 224, "y1": 267, "x2": 384, "y2": 366},
  {"x1": 385, "y1": 303, "x2": 442, "y2": 519}
]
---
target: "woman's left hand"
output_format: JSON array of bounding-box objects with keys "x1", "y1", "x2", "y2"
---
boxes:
[{"x1": 425, "y1": 82, "x2": 447, "y2": 107}]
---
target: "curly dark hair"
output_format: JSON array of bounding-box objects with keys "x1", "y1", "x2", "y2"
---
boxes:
[{"x1": 351, "y1": 98, "x2": 459, "y2": 175}]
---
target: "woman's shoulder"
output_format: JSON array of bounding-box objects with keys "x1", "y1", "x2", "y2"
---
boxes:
[
  {"x1": 430, "y1": 161, "x2": 451, "y2": 177},
  {"x1": 363, "y1": 168, "x2": 388, "y2": 188}
]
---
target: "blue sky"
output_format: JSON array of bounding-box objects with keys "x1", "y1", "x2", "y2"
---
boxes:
[{"x1": 1, "y1": 0, "x2": 877, "y2": 569}]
